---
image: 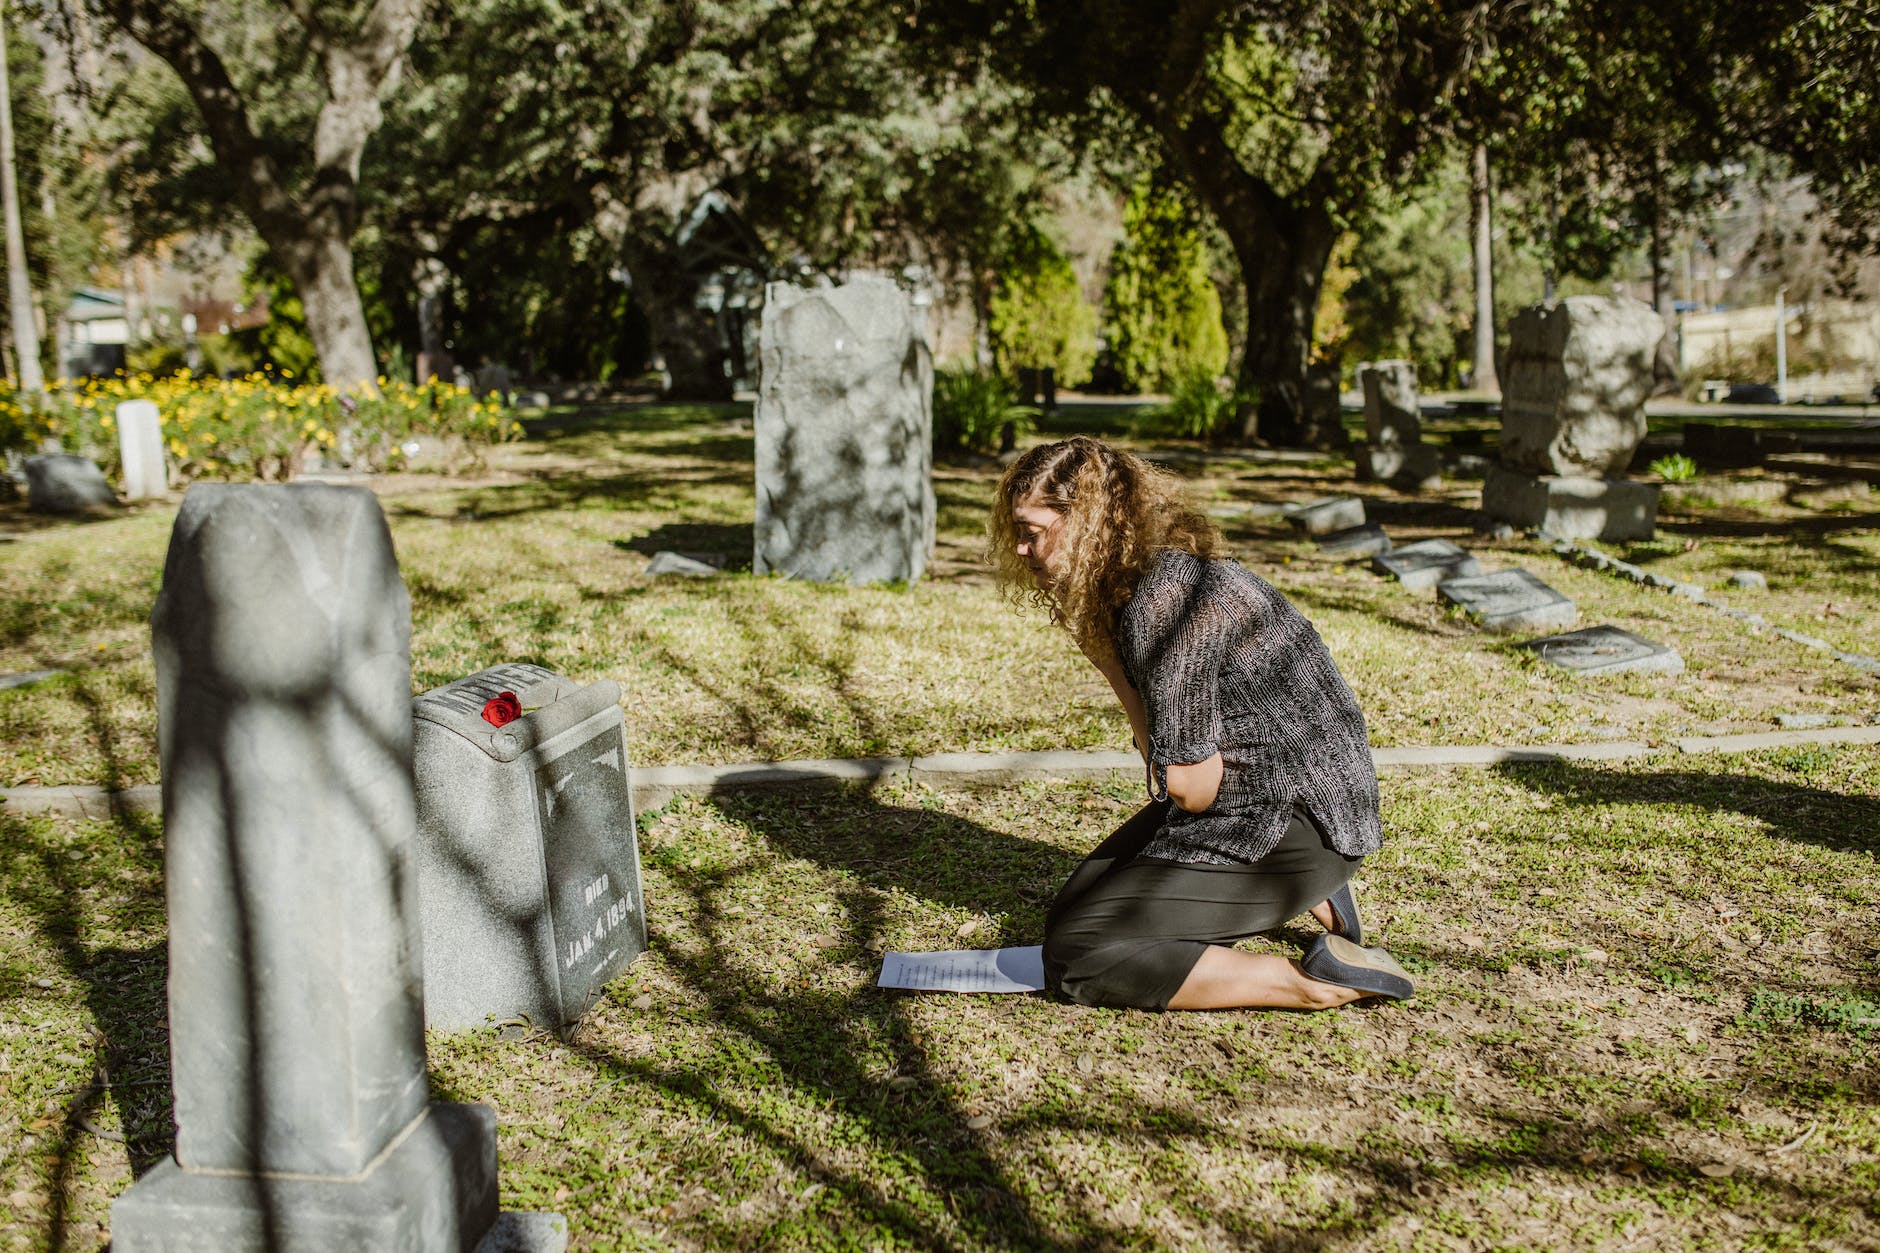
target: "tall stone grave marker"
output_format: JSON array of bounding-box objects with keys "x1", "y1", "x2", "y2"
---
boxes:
[
  {"x1": 117, "y1": 399, "x2": 169, "y2": 500},
  {"x1": 754, "y1": 275, "x2": 935, "y2": 583},
  {"x1": 1355, "y1": 360, "x2": 1440, "y2": 487},
  {"x1": 412, "y1": 663, "x2": 647, "y2": 1032},
  {"x1": 113, "y1": 483, "x2": 562, "y2": 1253},
  {"x1": 1485, "y1": 296, "x2": 1663, "y2": 540}
]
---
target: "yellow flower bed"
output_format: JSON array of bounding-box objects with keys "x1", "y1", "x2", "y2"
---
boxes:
[{"x1": 2, "y1": 370, "x2": 524, "y2": 481}]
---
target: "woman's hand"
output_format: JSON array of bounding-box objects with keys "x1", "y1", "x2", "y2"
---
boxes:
[{"x1": 1165, "y1": 753, "x2": 1224, "y2": 813}]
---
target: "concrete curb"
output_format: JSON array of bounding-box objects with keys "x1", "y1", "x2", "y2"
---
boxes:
[{"x1": 5, "y1": 728, "x2": 1876, "y2": 821}]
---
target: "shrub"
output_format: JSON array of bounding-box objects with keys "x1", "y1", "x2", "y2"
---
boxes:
[
  {"x1": 12, "y1": 371, "x2": 522, "y2": 480},
  {"x1": 1650, "y1": 453, "x2": 1699, "y2": 482},
  {"x1": 932, "y1": 365, "x2": 1037, "y2": 455},
  {"x1": 1103, "y1": 180, "x2": 1230, "y2": 392},
  {"x1": 988, "y1": 223, "x2": 1099, "y2": 389},
  {"x1": 1139, "y1": 369, "x2": 1249, "y2": 441}
]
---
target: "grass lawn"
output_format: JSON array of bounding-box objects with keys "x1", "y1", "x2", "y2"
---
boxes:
[
  {"x1": 3, "y1": 748, "x2": 1876, "y2": 1249},
  {"x1": 1, "y1": 401, "x2": 1877, "y2": 1249},
  {"x1": 2, "y1": 401, "x2": 1876, "y2": 787}
]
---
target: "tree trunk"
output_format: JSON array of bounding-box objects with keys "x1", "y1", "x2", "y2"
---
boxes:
[
  {"x1": 1469, "y1": 143, "x2": 1499, "y2": 395},
  {"x1": 1648, "y1": 188, "x2": 1681, "y2": 396},
  {"x1": 626, "y1": 243, "x2": 731, "y2": 401},
  {"x1": 280, "y1": 231, "x2": 380, "y2": 389},
  {"x1": 413, "y1": 250, "x2": 452, "y2": 383},
  {"x1": 96, "y1": 0, "x2": 422, "y2": 392},
  {"x1": 0, "y1": 14, "x2": 43, "y2": 392},
  {"x1": 1160, "y1": 117, "x2": 1341, "y2": 447}
]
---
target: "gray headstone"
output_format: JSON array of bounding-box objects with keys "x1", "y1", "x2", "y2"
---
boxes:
[
  {"x1": 412, "y1": 663, "x2": 647, "y2": 1033},
  {"x1": 117, "y1": 399, "x2": 169, "y2": 500},
  {"x1": 1481, "y1": 463, "x2": 1661, "y2": 542},
  {"x1": 1358, "y1": 360, "x2": 1421, "y2": 447},
  {"x1": 1371, "y1": 538, "x2": 1483, "y2": 591},
  {"x1": 645, "y1": 550, "x2": 724, "y2": 577},
  {"x1": 1315, "y1": 523, "x2": 1392, "y2": 559},
  {"x1": 1285, "y1": 495, "x2": 1366, "y2": 535},
  {"x1": 1519, "y1": 625, "x2": 1685, "y2": 675},
  {"x1": 1499, "y1": 296, "x2": 1663, "y2": 477},
  {"x1": 25, "y1": 453, "x2": 116, "y2": 513},
  {"x1": 1357, "y1": 442, "x2": 1443, "y2": 489},
  {"x1": 1436, "y1": 568, "x2": 1578, "y2": 634},
  {"x1": 754, "y1": 275, "x2": 935, "y2": 583},
  {"x1": 114, "y1": 483, "x2": 554, "y2": 1253}
]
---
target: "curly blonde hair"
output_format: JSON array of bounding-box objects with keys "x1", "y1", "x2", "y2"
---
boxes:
[{"x1": 988, "y1": 436, "x2": 1223, "y2": 656}]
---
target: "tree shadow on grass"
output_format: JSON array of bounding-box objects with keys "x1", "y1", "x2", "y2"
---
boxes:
[
  {"x1": 515, "y1": 780, "x2": 1880, "y2": 1247},
  {"x1": 0, "y1": 807, "x2": 170, "y2": 1253},
  {"x1": 1485, "y1": 755, "x2": 1880, "y2": 861}
]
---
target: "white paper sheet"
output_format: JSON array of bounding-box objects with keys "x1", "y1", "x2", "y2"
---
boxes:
[{"x1": 877, "y1": 946, "x2": 1046, "y2": 994}]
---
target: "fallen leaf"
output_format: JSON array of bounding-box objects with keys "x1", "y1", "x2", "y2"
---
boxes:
[
  {"x1": 629, "y1": 994, "x2": 654, "y2": 1010},
  {"x1": 1077, "y1": 1052, "x2": 1095, "y2": 1075},
  {"x1": 956, "y1": 919, "x2": 980, "y2": 938},
  {"x1": 554, "y1": 1186, "x2": 572, "y2": 1202},
  {"x1": 1577, "y1": 1151, "x2": 1598, "y2": 1166},
  {"x1": 1697, "y1": 1162, "x2": 1734, "y2": 1178},
  {"x1": 1617, "y1": 1158, "x2": 1646, "y2": 1177},
  {"x1": 1579, "y1": 949, "x2": 1610, "y2": 965},
  {"x1": 966, "y1": 1114, "x2": 993, "y2": 1131},
  {"x1": 888, "y1": 1075, "x2": 917, "y2": 1092}
]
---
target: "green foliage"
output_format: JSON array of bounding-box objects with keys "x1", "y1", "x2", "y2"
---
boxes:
[
  {"x1": 1103, "y1": 181, "x2": 1230, "y2": 393},
  {"x1": 1140, "y1": 368, "x2": 1249, "y2": 441},
  {"x1": 1649, "y1": 454, "x2": 1699, "y2": 483},
  {"x1": 931, "y1": 364, "x2": 1036, "y2": 455},
  {"x1": 1339, "y1": 173, "x2": 1472, "y2": 388},
  {"x1": 988, "y1": 223, "x2": 1097, "y2": 388},
  {"x1": 1744, "y1": 989, "x2": 1880, "y2": 1036},
  {"x1": 23, "y1": 373, "x2": 520, "y2": 480}
]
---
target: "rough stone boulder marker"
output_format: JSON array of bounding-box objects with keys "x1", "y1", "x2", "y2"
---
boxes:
[
  {"x1": 1485, "y1": 296, "x2": 1663, "y2": 540},
  {"x1": 754, "y1": 275, "x2": 935, "y2": 583},
  {"x1": 113, "y1": 483, "x2": 564, "y2": 1253}
]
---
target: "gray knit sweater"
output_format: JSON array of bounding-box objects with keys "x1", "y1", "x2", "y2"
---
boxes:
[{"x1": 1115, "y1": 550, "x2": 1384, "y2": 865}]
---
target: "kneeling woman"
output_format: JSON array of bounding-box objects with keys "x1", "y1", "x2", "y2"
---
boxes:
[{"x1": 991, "y1": 436, "x2": 1414, "y2": 1011}]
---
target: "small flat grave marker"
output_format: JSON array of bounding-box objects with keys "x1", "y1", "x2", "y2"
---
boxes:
[
  {"x1": 1371, "y1": 538, "x2": 1482, "y2": 591},
  {"x1": 1520, "y1": 625, "x2": 1685, "y2": 675},
  {"x1": 646, "y1": 550, "x2": 725, "y2": 577},
  {"x1": 413, "y1": 662, "x2": 648, "y2": 1032},
  {"x1": 1285, "y1": 496, "x2": 1366, "y2": 535},
  {"x1": 1315, "y1": 523, "x2": 1392, "y2": 560},
  {"x1": 1437, "y1": 568, "x2": 1577, "y2": 633}
]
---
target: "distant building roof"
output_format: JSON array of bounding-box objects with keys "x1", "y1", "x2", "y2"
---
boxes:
[{"x1": 63, "y1": 287, "x2": 126, "y2": 322}]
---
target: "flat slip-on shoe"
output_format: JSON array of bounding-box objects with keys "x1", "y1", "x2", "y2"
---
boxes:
[
  {"x1": 1326, "y1": 880, "x2": 1363, "y2": 945},
  {"x1": 1300, "y1": 934, "x2": 1414, "y2": 1002}
]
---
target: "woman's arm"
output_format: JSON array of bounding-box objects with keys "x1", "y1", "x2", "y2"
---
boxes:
[
  {"x1": 1085, "y1": 643, "x2": 1151, "y2": 765},
  {"x1": 1163, "y1": 755, "x2": 1223, "y2": 813},
  {"x1": 1084, "y1": 643, "x2": 1222, "y2": 811}
]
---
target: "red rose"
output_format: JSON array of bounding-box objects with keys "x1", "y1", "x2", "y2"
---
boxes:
[{"x1": 481, "y1": 690, "x2": 522, "y2": 727}]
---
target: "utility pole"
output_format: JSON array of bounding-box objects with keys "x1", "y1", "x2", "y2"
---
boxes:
[{"x1": 0, "y1": 10, "x2": 44, "y2": 392}]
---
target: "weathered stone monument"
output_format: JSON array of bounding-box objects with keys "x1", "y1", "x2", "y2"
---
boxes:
[
  {"x1": 1355, "y1": 360, "x2": 1440, "y2": 488},
  {"x1": 1285, "y1": 495, "x2": 1366, "y2": 536},
  {"x1": 24, "y1": 452, "x2": 115, "y2": 512},
  {"x1": 412, "y1": 663, "x2": 647, "y2": 1033},
  {"x1": 1315, "y1": 523, "x2": 1392, "y2": 560},
  {"x1": 1436, "y1": 568, "x2": 1578, "y2": 634},
  {"x1": 1372, "y1": 538, "x2": 1483, "y2": 591},
  {"x1": 113, "y1": 483, "x2": 564, "y2": 1253},
  {"x1": 1484, "y1": 297, "x2": 1663, "y2": 540},
  {"x1": 754, "y1": 275, "x2": 935, "y2": 583},
  {"x1": 1520, "y1": 624, "x2": 1685, "y2": 675},
  {"x1": 117, "y1": 399, "x2": 169, "y2": 500}
]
